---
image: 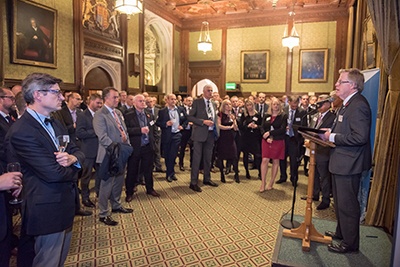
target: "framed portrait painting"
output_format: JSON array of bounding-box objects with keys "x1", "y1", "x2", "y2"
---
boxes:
[
  {"x1": 13, "y1": 0, "x2": 57, "y2": 68},
  {"x1": 299, "y1": 49, "x2": 328, "y2": 82},
  {"x1": 241, "y1": 50, "x2": 270, "y2": 83}
]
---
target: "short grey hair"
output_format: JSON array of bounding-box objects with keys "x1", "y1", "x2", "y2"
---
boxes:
[{"x1": 22, "y1": 73, "x2": 62, "y2": 104}]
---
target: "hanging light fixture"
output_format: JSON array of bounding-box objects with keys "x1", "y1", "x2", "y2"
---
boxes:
[
  {"x1": 282, "y1": 11, "x2": 300, "y2": 51},
  {"x1": 115, "y1": 0, "x2": 143, "y2": 16},
  {"x1": 198, "y1": 21, "x2": 212, "y2": 54}
]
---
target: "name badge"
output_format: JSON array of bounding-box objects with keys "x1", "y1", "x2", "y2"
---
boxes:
[
  {"x1": 253, "y1": 117, "x2": 258, "y2": 121},
  {"x1": 149, "y1": 120, "x2": 155, "y2": 126},
  {"x1": 313, "y1": 117, "x2": 317, "y2": 121},
  {"x1": 238, "y1": 113, "x2": 242, "y2": 117},
  {"x1": 266, "y1": 117, "x2": 271, "y2": 121},
  {"x1": 295, "y1": 117, "x2": 301, "y2": 122},
  {"x1": 180, "y1": 113, "x2": 184, "y2": 117},
  {"x1": 338, "y1": 115, "x2": 343, "y2": 122}
]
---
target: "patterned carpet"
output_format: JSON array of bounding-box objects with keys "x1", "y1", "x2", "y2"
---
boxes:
[{"x1": 11, "y1": 160, "x2": 337, "y2": 267}]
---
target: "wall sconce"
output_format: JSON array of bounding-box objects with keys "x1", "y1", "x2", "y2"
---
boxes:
[
  {"x1": 198, "y1": 21, "x2": 212, "y2": 54},
  {"x1": 115, "y1": 0, "x2": 143, "y2": 16}
]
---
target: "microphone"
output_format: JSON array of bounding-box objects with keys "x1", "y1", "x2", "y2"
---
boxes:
[{"x1": 313, "y1": 97, "x2": 335, "y2": 109}]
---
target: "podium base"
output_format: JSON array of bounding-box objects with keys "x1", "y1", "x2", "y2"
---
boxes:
[{"x1": 280, "y1": 219, "x2": 301, "y2": 229}]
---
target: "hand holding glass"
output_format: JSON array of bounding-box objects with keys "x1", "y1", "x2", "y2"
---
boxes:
[
  {"x1": 57, "y1": 135, "x2": 70, "y2": 152},
  {"x1": 8, "y1": 162, "x2": 23, "y2": 205}
]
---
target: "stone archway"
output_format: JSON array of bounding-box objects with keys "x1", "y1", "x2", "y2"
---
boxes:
[{"x1": 82, "y1": 55, "x2": 122, "y2": 91}]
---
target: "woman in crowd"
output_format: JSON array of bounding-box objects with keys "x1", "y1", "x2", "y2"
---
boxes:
[
  {"x1": 239, "y1": 100, "x2": 262, "y2": 179},
  {"x1": 216, "y1": 99, "x2": 240, "y2": 183},
  {"x1": 260, "y1": 97, "x2": 287, "y2": 192}
]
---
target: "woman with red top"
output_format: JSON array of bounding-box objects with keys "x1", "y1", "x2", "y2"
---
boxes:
[{"x1": 260, "y1": 97, "x2": 288, "y2": 192}]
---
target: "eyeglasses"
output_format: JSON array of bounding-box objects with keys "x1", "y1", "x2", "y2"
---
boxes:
[
  {"x1": 39, "y1": 89, "x2": 63, "y2": 96},
  {"x1": 0, "y1": 96, "x2": 15, "y2": 100},
  {"x1": 337, "y1": 80, "x2": 351, "y2": 84}
]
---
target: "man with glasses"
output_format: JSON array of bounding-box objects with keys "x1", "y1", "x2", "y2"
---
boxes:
[
  {"x1": 5, "y1": 73, "x2": 85, "y2": 266},
  {"x1": 187, "y1": 85, "x2": 220, "y2": 192},
  {"x1": 0, "y1": 88, "x2": 16, "y2": 168},
  {"x1": 321, "y1": 68, "x2": 371, "y2": 254}
]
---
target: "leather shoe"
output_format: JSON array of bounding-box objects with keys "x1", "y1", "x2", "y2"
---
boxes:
[
  {"x1": 154, "y1": 168, "x2": 165, "y2": 173},
  {"x1": 171, "y1": 175, "x2": 178, "y2": 181},
  {"x1": 147, "y1": 190, "x2": 160, "y2": 197},
  {"x1": 125, "y1": 195, "x2": 133, "y2": 203},
  {"x1": 328, "y1": 243, "x2": 358, "y2": 254},
  {"x1": 99, "y1": 216, "x2": 118, "y2": 226},
  {"x1": 82, "y1": 199, "x2": 95, "y2": 208},
  {"x1": 317, "y1": 202, "x2": 330, "y2": 210},
  {"x1": 325, "y1": 231, "x2": 343, "y2": 240},
  {"x1": 275, "y1": 179, "x2": 286, "y2": 184},
  {"x1": 112, "y1": 207, "x2": 133, "y2": 213},
  {"x1": 179, "y1": 166, "x2": 185, "y2": 171},
  {"x1": 166, "y1": 174, "x2": 177, "y2": 182},
  {"x1": 203, "y1": 180, "x2": 218, "y2": 187},
  {"x1": 189, "y1": 184, "x2": 202, "y2": 192},
  {"x1": 75, "y1": 209, "x2": 92, "y2": 216}
]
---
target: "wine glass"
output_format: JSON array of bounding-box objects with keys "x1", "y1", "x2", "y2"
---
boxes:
[
  {"x1": 57, "y1": 135, "x2": 70, "y2": 152},
  {"x1": 8, "y1": 162, "x2": 23, "y2": 205}
]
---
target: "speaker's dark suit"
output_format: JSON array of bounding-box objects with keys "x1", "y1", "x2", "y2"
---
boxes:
[
  {"x1": 5, "y1": 111, "x2": 84, "y2": 265},
  {"x1": 187, "y1": 98, "x2": 219, "y2": 185},
  {"x1": 0, "y1": 116, "x2": 14, "y2": 265},
  {"x1": 329, "y1": 93, "x2": 371, "y2": 250},
  {"x1": 311, "y1": 111, "x2": 335, "y2": 204},
  {"x1": 156, "y1": 106, "x2": 188, "y2": 178},
  {"x1": 76, "y1": 109, "x2": 99, "y2": 201},
  {"x1": 279, "y1": 107, "x2": 307, "y2": 185},
  {"x1": 124, "y1": 108, "x2": 156, "y2": 195}
]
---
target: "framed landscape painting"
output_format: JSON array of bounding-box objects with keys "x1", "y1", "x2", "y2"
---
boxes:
[
  {"x1": 241, "y1": 50, "x2": 270, "y2": 83},
  {"x1": 13, "y1": 0, "x2": 57, "y2": 68},
  {"x1": 299, "y1": 49, "x2": 328, "y2": 82}
]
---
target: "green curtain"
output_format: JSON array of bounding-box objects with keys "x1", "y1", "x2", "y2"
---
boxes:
[{"x1": 365, "y1": 0, "x2": 400, "y2": 233}]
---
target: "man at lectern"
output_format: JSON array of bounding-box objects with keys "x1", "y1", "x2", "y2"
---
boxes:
[{"x1": 321, "y1": 68, "x2": 371, "y2": 254}]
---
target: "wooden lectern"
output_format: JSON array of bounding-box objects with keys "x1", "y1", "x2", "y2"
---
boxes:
[{"x1": 282, "y1": 129, "x2": 335, "y2": 252}]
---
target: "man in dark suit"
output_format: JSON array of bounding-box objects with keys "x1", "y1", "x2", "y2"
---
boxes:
[
  {"x1": 5, "y1": 73, "x2": 85, "y2": 267},
  {"x1": 93, "y1": 87, "x2": 133, "y2": 226},
  {"x1": 304, "y1": 94, "x2": 335, "y2": 210},
  {"x1": 0, "y1": 88, "x2": 16, "y2": 168},
  {"x1": 156, "y1": 94, "x2": 188, "y2": 182},
  {"x1": 119, "y1": 94, "x2": 134, "y2": 114},
  {"x1": 146, "y1": 96, "x2": 164, "y2": 172},
  {"x1": 277, "y1": 95, "x2": 307, "y2": 186},
  {"x1": 178, "y1": 96, "x2": 193, "y2": 171},
  {"x1": 125, "y1": 94, "x2": 160, "y2": 201},
  {"x1": 76, "y1": 93, "x2": 103, "y2": 208},
  {"x1": 255, "y1": 92, "x2": 269, "y2": 118},
  {"x1": 321, "y1": 68, "x2": 371, "y2": 254},
  {"x1": 187, "y1": 85, "x2": 220, "y2": 192}
]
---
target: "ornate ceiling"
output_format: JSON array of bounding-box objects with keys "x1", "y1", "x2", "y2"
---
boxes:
[{"x1": 147, "y1": 0, "x2": 353, "y2": 30}]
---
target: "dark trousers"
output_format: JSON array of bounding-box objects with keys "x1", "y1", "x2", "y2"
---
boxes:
[
  {"x1": 163, "y1": 132, "x2": 182, "y2": 178},
  {"x1": 243, "y1": 151, "x2": 261, "y2": 177},
  {"x1": 0, "y1": 225, "x2": 11, "y2": 267},
  {"x1": 153, "y1": 132, "x2": 162, "y2": 170},
  {"x1": 332, "y1": 173, "x2": 361, "y2": 250},
  {"x1": 313, "y1": 160, "x2": 331, "y2": 204},
  {"x1": 178, "y1": 129, "x2": 193, "y2": 167},
  {"x1": 80, "y1": 157, "x2": 97, "y2": 201},
  {"x1": 191, "y1": 132, "x2": 214, "y2": 185},
  {"x1": 126, "y1": 144, "x2": 154, "y2": 195},
  {"x1": 279, "y1": 136, "x2": 301, "y2": 184}
]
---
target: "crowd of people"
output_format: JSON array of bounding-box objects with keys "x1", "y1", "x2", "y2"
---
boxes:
[{"x1": 0, "y1": 68, "x2": 371, "y2": 265}]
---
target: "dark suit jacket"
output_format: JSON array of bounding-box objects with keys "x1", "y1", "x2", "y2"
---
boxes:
[
  {"x1": 76, "y1": 109, "x2": 98, "y2": 159},
  {"x1": 313, "y1": 111, "x2": 335, "y2": 162},
  {"x1": 187, "y1": 97, "x2": 220, "y2": 142},
  {"x1": 53, "y1": 105, "x2": 82, "y2": 143},
  {"x1": 0, "y1": 116, "x2": 12, "y2": 169},
  {"x1": 156, "y1": 106, "x2": 188, "y2": 145},
  {"x1": 329, "y1": 93, "x2": 372, "y2": 175},
  {"x1": 255, "y1": 103, "x2": 269, "y2": 118},
  {"x1": 260, "y1": 113, "x2": 288, "y2": 140},
  {"x1": 147, "y1": 106, "x2": 161, "y2": 139},
  {"x1": 124, "y1": 108, "x2": 156, "y2": 157},
  {"x1": 283, "y1": 106, "x2": 308, "y2": 141},
  {"x1": 5, "y1": 111, "x2": 85, "y2": 236}
]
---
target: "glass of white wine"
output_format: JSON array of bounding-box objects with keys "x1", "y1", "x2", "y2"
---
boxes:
[
  {"x1": 8, "y1": 162, "x2": 23, "y2": 205},
  {"x1": 57, "y1": 135, "x2": 70, "y2": 152}
]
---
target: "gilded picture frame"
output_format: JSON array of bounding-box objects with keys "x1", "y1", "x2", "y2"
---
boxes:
[
  {"x1": 241, "y1": 50, "x2": 270, "y2": 83},
  {"x1": 13, "y1": 0, "x2": 57, "y2": 68},
  {"x1": 299, "y1": 49, "x2": 328, "y2": 83}
]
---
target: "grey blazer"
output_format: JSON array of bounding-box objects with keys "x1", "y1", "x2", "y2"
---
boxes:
[
  {"x1": 187, "y1": 97, "x2": 220, "y2": 142},
  {"x1": 93, "y1": 106, "x2": 129, "y2": 163}
]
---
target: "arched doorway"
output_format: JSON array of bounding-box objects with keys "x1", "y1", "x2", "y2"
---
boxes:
[{"x1": 192, "y1": 79, "x2": 218, "y2": 97}]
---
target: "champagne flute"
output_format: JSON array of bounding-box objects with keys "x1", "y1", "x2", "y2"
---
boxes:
[
  {"x1": 8, "y1": 162, "x2": 23, "y2": 205},
  {"x1": 57, "y1": 135, "x2": 70, "y2": 152}
]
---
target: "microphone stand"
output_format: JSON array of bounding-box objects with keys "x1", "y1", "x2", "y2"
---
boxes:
[{"x1": 280, "y1": 111, "x2": 311, "y2": 230}]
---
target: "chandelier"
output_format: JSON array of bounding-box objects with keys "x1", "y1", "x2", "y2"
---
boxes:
[
  {"x1": 115, "y1": 0, "x2": 143, "y2": 16},
  {"x1": 198, "y1": 21, "x2": 212, "y2": 54},
  {"x1": 282, "y1": 11, "x2": 300, "y2": 51}
]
